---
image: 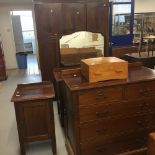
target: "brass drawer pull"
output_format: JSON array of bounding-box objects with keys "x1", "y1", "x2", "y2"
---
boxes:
[
  {"x1": 96, "y1": 111, "x2": 108, "y2": 118},
  {"x1": 137, "y1": 120, "x2": 148, "y2": 126},
  {"x1": 96, "y1": 93, "x2": 107, "y2": 100},
  {"x1": 96, "y1": 128, "x2": 106, "y2": 134},
  {"x1": 138, "y1": 104, "x2": 150, "y2": 109},
  {"x1": 146, "y1": 88, "x2": 153, "y2": 92},
  {"x1": 137, "y1": 121, "x2": 143, "y2": 125},
  {"x1": 139, "y1": 90, "x2": 147, "y2": 96},
  {"x1": 139, "y1": 88, "x2": 153, "y2": 96}
]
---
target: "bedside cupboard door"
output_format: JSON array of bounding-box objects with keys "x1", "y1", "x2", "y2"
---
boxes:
[{"x1": 20, "y1": 101, "x2": 51, "y2": 142}]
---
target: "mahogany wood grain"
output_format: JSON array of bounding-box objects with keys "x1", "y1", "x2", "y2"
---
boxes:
[
  {"x1": 37, "y1": 35, "x2": 61, "y2": 81},
  {"x1": 62, "y1": 3, "x2": 86, "y2": 34},
  {"x1": 86, "y1": 2, "x2": 109, "y2": 34},
  {"x1": 34, "y1": 0, "x2": 109, "y2": 81},
  {"x1": 80, "y1": 131, "x2": 147, "y2": 155},
  {"x1": 34, "y1": 3, "x2": 62, "y2": 35},
  {"x1": 62, "y1": 67, "x2": 155, "y2": 91},
  {"x1": 125, "y1": 81, "x2": 155, "y2": 100},
  {"x1": 79, "y1": 98, "x2": 155, "y2": 123},
  {"x1": 61, "y1": 67, "x2": 155, "y2": 155},
  {"x1": 11, "y1": 81, "x2": 56, "y2": 155},
  {"x1": 79, "y1": 86, "x2": 123, "y2": 106},
  {"x1": 79, "y1": 115, "x2": 149, "y2": 142}
]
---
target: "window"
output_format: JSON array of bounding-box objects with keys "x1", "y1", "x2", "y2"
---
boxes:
[{"x1": 112, "y1": 4, "x2": 131, "y2": 35}]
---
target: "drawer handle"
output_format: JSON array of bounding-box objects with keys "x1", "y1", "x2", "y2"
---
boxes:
[
  {"x1": 137, "y1": 121, "x2": 146, "y2": 126},
  {"x1": 139, "y1": 89, "x2": 153, "y2": 96},
  {"x1": 137, "y1": 121, "x2": 142, "y2": 125},
  {"x1": 136, "y1": 137, "x2": 147, "y2": 143},
  {"x1": 138, "y1": 103, "x2": 150, "y2": 111},
  {"x1": 96, "y1": 112, "x2": 107, "y2": 118},
  {"x1": 96, "y1": 128, "x2": 106, "y2": 134},
  {"x1": 96, "y1": 93, "x2": 107, "y2": 100},
  {"x1": 139, "y1": 92, "x2": 147, "y2": 96},
  {"x1": 146, "y1": 88, "x2": 152, "y2": 92}
]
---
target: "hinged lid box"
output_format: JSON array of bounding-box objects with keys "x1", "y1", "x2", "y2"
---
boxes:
[{"x1": 81, "y1": 57, "x2": 128, "y2": 83}]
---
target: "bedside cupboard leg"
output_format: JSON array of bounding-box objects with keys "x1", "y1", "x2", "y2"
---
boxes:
[
  {"x1": 20, "y1": 143, "x2": 26, "y2": 155},
  {"x1": 51, "y1": 138, "x2": 56, "y2": 154},
  {"x1": 50, "y1": 104, "x2": 56, "y2": 154}
]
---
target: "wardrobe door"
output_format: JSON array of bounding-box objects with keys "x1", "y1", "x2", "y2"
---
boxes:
[
  {"x1": 86, "y1": 2, "x2": 109, "y2": 35},
  {"x1": 62, "y1": 3, "x2": 86, "y2": 34},
  {"x1": 35, "y1": 3, "x2": 62, "y2": 36}
]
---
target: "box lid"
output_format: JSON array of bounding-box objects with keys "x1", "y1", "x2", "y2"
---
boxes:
[{"x1": 81, "y1": 57, "x2": 127, "y2": 66}]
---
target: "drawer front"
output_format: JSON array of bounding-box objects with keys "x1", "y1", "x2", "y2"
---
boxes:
[
  {"x1": 79, "y1": 86, "x2": 123, "y2": 106},
  {"x1": 80, "y1": 115, "x2": 146, "y2": 142},
  {"x1": 145, "y1": 113, "x2": 155, "y2": 130},
  {"x1": 147, "y1": 97, "x2": 155, "y2": 112},
  {"x1": 80, "y1": 131, "x2": 147, "y2": 155},
  {"x1": 125, "y1": 81, "x2": 155, "y2": 100},
  {"x1": 79, "y1": 99, "x2": 153, "y2": 123}
]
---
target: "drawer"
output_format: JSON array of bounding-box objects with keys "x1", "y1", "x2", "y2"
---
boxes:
[
  {"x1": 125, "y1": 81, "x2": 155, "y2": 100},
  {"x1": 80, "y1": 131, "x2": 147, "y2": 155},
  {"x1": 144, "y1": 113, "x2": 155, "y2": 130},
  {"x1": 79, "y1": 86, "x2": 123, "y2": 106},
  {"x1": 79, "y1": 99, "x2": 153, "y2": 123},
  {"x1": 80, "y1": 115, "x2": 146, "y2": 142},
  {"x1": 147, "y1": 97, "x2": 155, "y2": 112}
]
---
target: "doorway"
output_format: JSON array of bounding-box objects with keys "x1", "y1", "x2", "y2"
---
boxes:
[{"x1": 10, "y1": 10, "x2": 39, "y2": 75}]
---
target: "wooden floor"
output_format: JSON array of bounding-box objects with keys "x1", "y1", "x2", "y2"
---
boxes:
[{"x1": 27, "y1": 54, "x2": 40, "y2": 75}]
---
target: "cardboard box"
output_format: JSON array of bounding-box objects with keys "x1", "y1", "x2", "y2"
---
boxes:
[{"x1": 81, "y1": 57, "x2": 128, "y2": 83}]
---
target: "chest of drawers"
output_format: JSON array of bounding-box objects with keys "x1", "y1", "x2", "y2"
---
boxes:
[{"x1": 61, "y1": 67, "x2": 155, "y2": 155}]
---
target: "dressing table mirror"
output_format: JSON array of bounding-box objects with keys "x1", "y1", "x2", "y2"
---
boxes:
[{"x1": 59, "y1": 31, "x2": 104, "y2": 66}]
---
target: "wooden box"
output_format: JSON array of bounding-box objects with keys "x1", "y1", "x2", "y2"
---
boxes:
[
  {"x1": 81, "y1": 57, "x2": 128, "y2": 83},
  {"x1": 148, "y1": 132, "x2": 155, "y2": 155}
]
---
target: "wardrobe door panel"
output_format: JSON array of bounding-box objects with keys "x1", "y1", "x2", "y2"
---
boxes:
[
  {"x1": 62, "y1": 3, "x2": 86, "y2": 34},
  {"x1": 87, "y1": 2, "x2": 109, "y2": 35},
  {"x1": 35, "y1": 3, "x2": 62, "y2": 35}
]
